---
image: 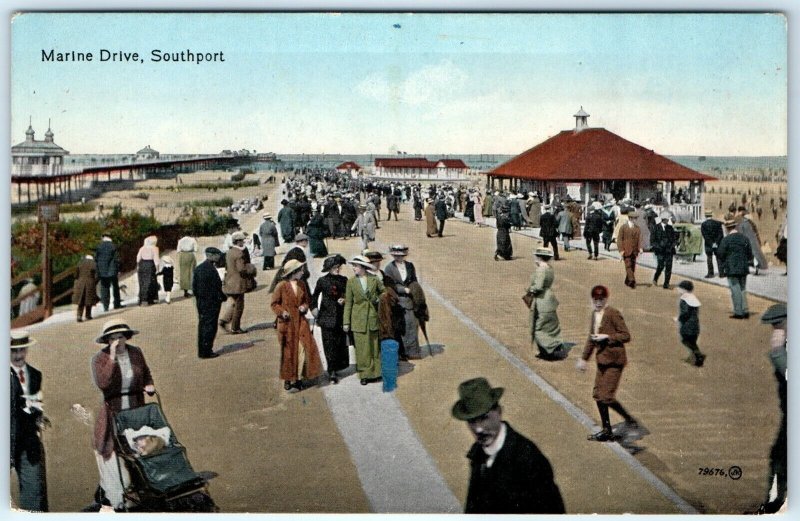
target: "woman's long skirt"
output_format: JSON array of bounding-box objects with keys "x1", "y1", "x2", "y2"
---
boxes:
[
  {"x1": 496, "y1": 228, "x2": 513, "y2": 260},
  {"x1": 465, "y1": 201, "x2": 475, "y2": 222},
  {"x1": 353, "y1": 330, "x2": 381, "y2": 379},
  {"x1": 137, "y1": 260, "x2": 158, "y2": 304},
  {"x1": 321, "y1": 327, "x2": 349, "y2": 372},
  {"x1": 531, "y1": 308, "x2": 563, "y2": 354},
  {"x1": 309, "y1": 237, "x2": 328, "y2": 258},
  {"x1": 397, "y1": 296, "x2": 421, "y2": 357},
  {"x1": 474, "y1": 203, "x2": 484, "y2": 224},
  {"x1": 178, "y1": 251, "x2": 196, "y2": 291}
]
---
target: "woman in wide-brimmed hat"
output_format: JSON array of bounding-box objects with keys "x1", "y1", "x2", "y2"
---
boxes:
[
  {"x1": 343, "y1": 256, "x2": 385, "y2": 385},
  {"x1": 527, "y1": 248, "x2": 566, "y2": 360},
  {"x1": 385, "y1": 244, "x2": 423, "y2": 360},
  {"x1": 271, "y1": 259, "x2": 324, "y2": 391},
  {"x1": 310, "y1": 254, "x2": 349, "y2": 383},
  {"x1": 90, "y1": 319, "x2": 155, "y2": 509}
]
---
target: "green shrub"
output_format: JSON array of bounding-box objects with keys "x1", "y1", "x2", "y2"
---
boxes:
[
  {"x1": 11, "y1": 210, "x2": 162, "y2": 301},
  {"x1": 177, "y1": 209, "x2": 238, "y2": 237},
  {"x1": 60, "y1": 202, "x2": 96, "y2": 213},
  {"x1": 188, "y1": 197, "x2": 233, "y2": 208}
]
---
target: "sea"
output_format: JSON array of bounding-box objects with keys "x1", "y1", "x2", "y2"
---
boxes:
[{"x1": 62, "y1": 153, "x2": 787, "y2": 178}]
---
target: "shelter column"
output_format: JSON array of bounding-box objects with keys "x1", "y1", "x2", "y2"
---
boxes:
[{"x1": 625, "y1": 181, "x2": 631, "y2": 200}]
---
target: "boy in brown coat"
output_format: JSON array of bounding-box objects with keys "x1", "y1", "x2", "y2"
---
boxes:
[{"x1": 576, "y1": 285, "x2": 641, "y2": 441}]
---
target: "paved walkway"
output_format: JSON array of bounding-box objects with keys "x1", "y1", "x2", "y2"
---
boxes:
[
  {"x1": 454, "y1": 212, "x2": 788, "y2": 303},
  {"x1": 15, "y1": 183, "x2": 781, "y2": 514}
]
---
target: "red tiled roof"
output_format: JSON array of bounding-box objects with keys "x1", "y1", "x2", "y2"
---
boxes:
[
  {"x1": 336, "y1": 161, "x2": 362, "y2": 170},
  {"x1": 437, "y1": 159, "x2": 468, "y2": 169},
  {"x1": 489, "y1": 128, "x2": 715, "y2": 182},
  {"x1": 374, "y1": 158, "x2": 436, "y2": 169}
]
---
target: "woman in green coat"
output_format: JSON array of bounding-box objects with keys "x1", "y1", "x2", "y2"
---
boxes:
[
  {"x1": 527, "y1": 247, "x2": 565, "y2": 360},
  {"x1": 343, "y1": 255, "x2": 385, "y2": 385}
]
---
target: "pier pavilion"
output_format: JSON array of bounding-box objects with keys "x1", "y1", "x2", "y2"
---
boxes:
[
  {"x1": 11, "y1": 121, "x2": 69, "y2": 177},
  {"x1": 487, "y1": 108, "x2": 716, "y2": 222}
]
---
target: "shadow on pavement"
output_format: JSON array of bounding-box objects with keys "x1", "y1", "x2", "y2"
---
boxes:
[
  {"x1": 422, "y1": 343, "x2": 446, "y2": 356},
  {"x1": 247, "y1": 321, "x2": 277, "y2": 331},
  {"x1": 613, "y1": 420, "x2": 651, "y2": 455},
  {"x1": 217, "y1": 338, "x2": 264, "y2": 355}
]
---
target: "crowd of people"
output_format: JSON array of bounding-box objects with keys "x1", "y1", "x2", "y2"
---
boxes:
[{"x1": 11, "y1": 169, "x2": 788, "y2": 514}]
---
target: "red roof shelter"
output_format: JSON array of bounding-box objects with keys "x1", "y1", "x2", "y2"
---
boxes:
[
  {"x1": 487, "y1": 109, "x2": 716, "y2": 221},
  {"x1": 336, "y1": 161, "x2": 362, "y2": 172}
]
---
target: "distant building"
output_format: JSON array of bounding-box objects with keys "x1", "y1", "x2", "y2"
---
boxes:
[
  {"x1": 336, "y1": 161, "x2": 363, "y2": 176},
  {"x1": 256, "y1": 152, "x2": 279, "y2": 162},
  {"x1": 487, "y1": 107, "x2": 716, "y2": 221},
  {"x1": 436, "y1": 159, "x2": 468, "y2": 177},
  {"x1": 136, "y1": 145, "x2": 160, "y2": 160},
  {"x1": 372, "y1": 157, "x2": 470, "y2": 181},
  {"x1": 11, "y1": 121, "x2": 69, "y2": 177}
]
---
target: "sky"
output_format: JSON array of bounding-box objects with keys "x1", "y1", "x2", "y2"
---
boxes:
[{"x1": 10, "y1": 12, "x2": 788, "y2": 156}]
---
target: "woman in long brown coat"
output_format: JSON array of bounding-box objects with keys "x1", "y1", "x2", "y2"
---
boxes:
[
  {"x1": 424, "y1": 198, "x2": 437, "y2": 237},
  {"x1": 576, "y1": 285, "x2": 641, "y2": 442},
  {"x1": 271, "y1": 259, "x2": 323, "y2": 392},
  {"x1": 73, "y1": 254, "x2": 99, "y2": 322}
]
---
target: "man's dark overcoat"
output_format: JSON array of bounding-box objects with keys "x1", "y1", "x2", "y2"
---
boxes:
[{"x1": 465, "y1": 422, "x2": 565, "y2": 514}]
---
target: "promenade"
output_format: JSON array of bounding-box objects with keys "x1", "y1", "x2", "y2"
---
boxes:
[{"x1": 12, "y1": 179, "x2": 783, "y2": 514}]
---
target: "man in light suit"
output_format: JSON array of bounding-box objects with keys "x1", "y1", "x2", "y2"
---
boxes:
[{"x1": 616, "y1": 211, "x2": 642, "y2": 288}]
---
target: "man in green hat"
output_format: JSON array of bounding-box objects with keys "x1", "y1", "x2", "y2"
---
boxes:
[{"x1": 452, "y1": 377, "x2": 565, "y2": 514}]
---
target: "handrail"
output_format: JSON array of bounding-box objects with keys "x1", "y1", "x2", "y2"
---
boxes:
[
  {"x1": 10, "y1": 287, "x2": 41, "y2": 308},
  {"x1": 52, "y1": 266, "x2": 78, "y2": 284},
  {"x1": 11, "y1": 266, "x2": 42, "y2": 287}
]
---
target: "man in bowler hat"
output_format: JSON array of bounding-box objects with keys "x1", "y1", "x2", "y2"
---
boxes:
[
  {"x1": 717, "y1": 219, "x2": 754, "y2": 318},
  {"x1": 193, "y1": 247, "x2": 227, "y2": 359},
  {"x1": 452, "y1": 377, "x2": 565, "y2": 514},
  {"x1": 10, "y1": 330, "x2": 49, "y2": 511}
]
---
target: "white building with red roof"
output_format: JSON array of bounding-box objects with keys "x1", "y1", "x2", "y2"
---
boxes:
[
  {"x1": 372, "y1": 157, "x2": 470, "y2": 181},
  {"x1": 487, "y1": 108, "x2": 716, "y2": 221},
  {"x1": 335, "y1": 161, "x2": 363, "y2": 176}
]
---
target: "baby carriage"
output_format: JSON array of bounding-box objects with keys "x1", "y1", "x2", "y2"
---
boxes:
[{"x1": 110, "y1": 393, "x2": 217, "y2": 512}]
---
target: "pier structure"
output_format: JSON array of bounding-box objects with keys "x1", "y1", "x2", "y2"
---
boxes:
[{"x1": 11, "y1": 155, "x2": 249, "y2": 206}]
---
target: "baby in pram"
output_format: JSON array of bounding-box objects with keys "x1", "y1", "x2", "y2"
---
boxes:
[{"x1": 123, "y1": 425, "x2": 171, "y2": 457}]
